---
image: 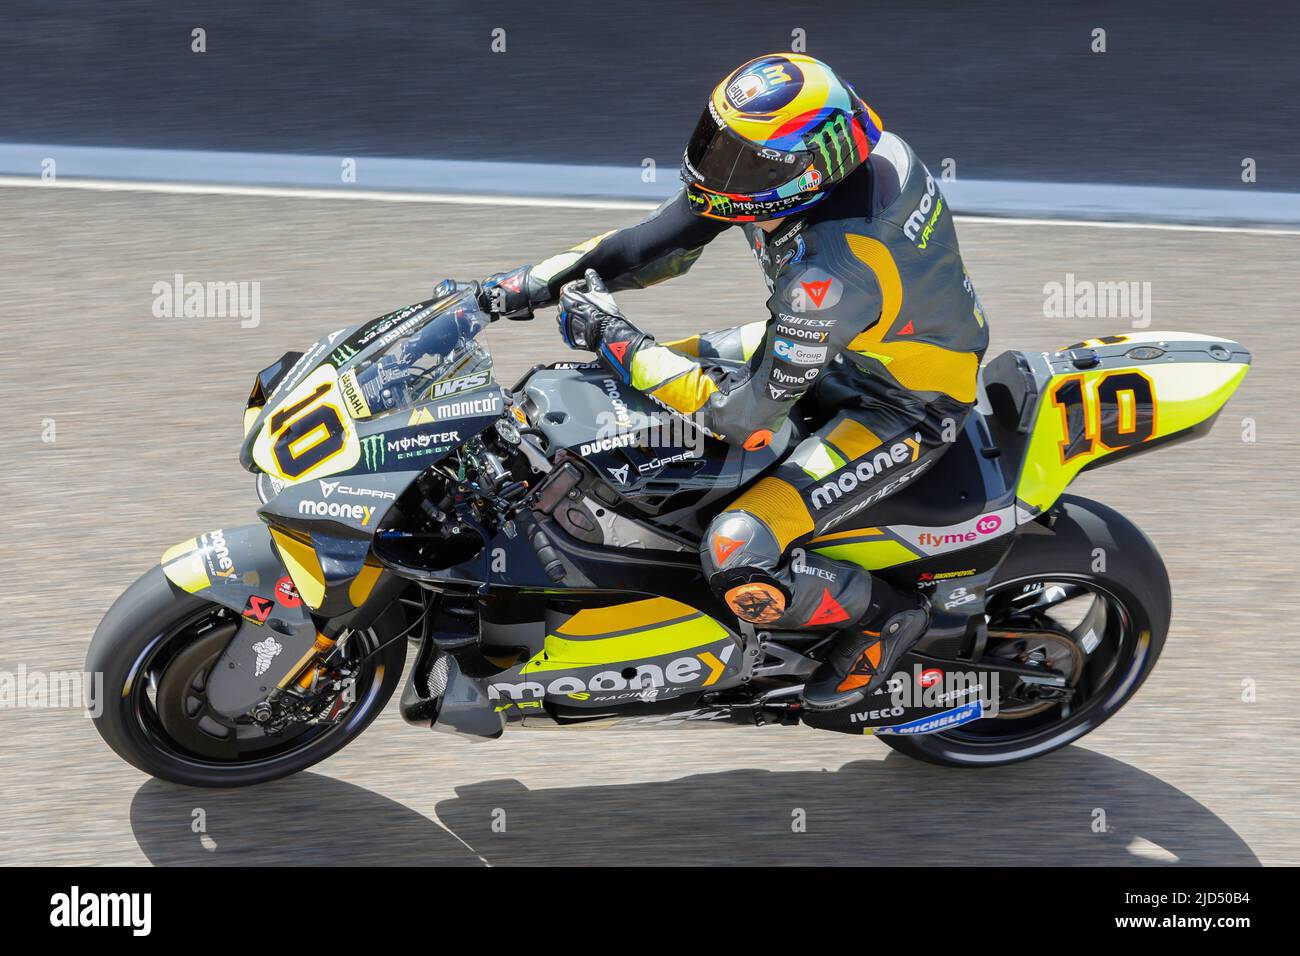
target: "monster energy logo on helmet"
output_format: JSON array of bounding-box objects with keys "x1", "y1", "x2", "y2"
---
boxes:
[
  {"x1": 804, "y1": 115, "x2": 857, "y2": 181},
  {"x1": 360, "y1": 434, "x2": 385, "y2": 470}
]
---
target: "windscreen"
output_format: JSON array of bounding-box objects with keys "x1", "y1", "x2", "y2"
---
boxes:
[{"x1": 336, "y1": 287, "x2": 493, "y2": 420}]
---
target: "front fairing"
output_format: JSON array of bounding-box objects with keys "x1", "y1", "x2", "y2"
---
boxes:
[{"x1": 239, "y1": 286, "x2": 505, "y2": 525}]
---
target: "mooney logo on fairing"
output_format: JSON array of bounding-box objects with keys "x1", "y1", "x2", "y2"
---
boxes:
[
  {"x1": 202, "y1": 529, "x2": 233, "y2": 574},
  {"x1": 488, "y1": 644, "x2": 735, "y2": 703},
  {"x1": 298, "y1": 500, "x2": 374, "y2": 524}
]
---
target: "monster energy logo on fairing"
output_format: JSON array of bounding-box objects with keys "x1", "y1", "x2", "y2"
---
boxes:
[
  {"x1": 331, "y1": 344, "x2": 358, "y2": 367},
  {"x1": 360, "y1": 434, "x2": 385, "y2": 470},
  {"x1": 805, "y1": 115, "x2": 856, "y2": 179}
]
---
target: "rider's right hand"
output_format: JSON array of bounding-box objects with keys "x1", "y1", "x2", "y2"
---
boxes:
[
  {"x1": 557, "y1": 269, "x2": 624, "y2": 350},
  {"x1": 481, "y1": 266, "x2": 534, "y2": 321}
]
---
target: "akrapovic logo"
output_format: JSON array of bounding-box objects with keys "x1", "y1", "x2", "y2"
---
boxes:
[
  {"x1": 811, "y1": 433, "x2": 922, "y2": 511},
  {"x1": 488, "y1": 644, "x2": 734, "y2": 703}
]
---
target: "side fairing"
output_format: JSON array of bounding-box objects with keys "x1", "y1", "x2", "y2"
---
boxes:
[{"x1": 485, "y1": 597, "x2": 745, "y2": 719}]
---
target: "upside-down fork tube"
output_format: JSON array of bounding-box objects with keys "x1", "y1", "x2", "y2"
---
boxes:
[{"x1": 290, "y1": 571, "x2": 413, "y2": 693}]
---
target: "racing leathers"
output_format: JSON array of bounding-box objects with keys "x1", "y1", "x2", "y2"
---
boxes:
[{"x1": 492, "y1": 132, "x2": 989, "y2": 705}]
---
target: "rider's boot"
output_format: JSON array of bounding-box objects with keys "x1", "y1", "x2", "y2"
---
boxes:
[{"x1": 802, "y1": 582, "x2": 930, "y2": 712}]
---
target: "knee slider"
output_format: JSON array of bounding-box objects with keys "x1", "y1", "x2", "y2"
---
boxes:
[{"x1": 701, "y1": 510, "x2": 787, "y2": 624}]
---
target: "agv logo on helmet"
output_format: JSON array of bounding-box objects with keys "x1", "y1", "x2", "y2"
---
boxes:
[{"x1": 724, "y1": 58, "x2": 802, "y2": 111}]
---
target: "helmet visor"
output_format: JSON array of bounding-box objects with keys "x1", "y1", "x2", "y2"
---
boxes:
[{"x1": 683, "y1": 109, "x2": 811, "y2": 195}]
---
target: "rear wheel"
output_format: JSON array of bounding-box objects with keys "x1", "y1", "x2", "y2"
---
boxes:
[
  {"x1": 879, "y1": 495, "x2": 1170, "y2": 768},
  {"x1": 88, "y1": 567, "x2": 408, "y2": 787}
]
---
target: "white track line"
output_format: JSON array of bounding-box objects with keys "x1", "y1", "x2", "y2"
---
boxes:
[
  {"x1": 5, "y1": 175, "x2": 1300, "y2": 236},
  {"x1": 0, "y1": 176, "x2": 657, "y2": 211}
]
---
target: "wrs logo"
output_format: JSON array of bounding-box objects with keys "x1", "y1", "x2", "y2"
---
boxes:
[{"x1": 428, "y1": 371, "x2": 491, "y2": 399}]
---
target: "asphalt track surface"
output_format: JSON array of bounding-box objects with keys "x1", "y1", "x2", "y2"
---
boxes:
[
  {"x1": 5, "y1": 0, "x2": 1300, "y2": 190},
  {"x1": 1, "y1": 184, "x2": 1297, "y2": 866}
]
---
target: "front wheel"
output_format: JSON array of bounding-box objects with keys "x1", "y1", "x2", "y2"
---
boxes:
[
  {"x1": 879, "y1": 495, "x2": 1171, "y2": 768},
  {"x1": 87, "y1": 567, "x2": 408, "y2": 787}
]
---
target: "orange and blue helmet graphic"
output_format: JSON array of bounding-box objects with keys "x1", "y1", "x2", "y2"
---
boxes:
[{"x1": 682, "y1": 54, "x2": 882, "y2": 222}]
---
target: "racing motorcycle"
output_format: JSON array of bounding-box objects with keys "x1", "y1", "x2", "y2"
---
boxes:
[{"x1": 87, "y1": 280, "x2": 1251, "y2": 786}]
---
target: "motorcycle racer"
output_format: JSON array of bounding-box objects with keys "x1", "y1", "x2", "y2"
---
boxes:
[{"x1": 483, "y1": 53, "x2": 989, "y2": 711}]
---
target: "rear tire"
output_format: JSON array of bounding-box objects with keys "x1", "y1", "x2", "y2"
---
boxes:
[
  {"x1": 88, "y1": 567, "x2": 408, "y2": 787},
  {"x1": 879, "y1": 495, "x2": 1170, "y2": 768}
]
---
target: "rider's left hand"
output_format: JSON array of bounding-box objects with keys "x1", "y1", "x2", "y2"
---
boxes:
[
  {"x1": 481, "y1": 266, "x2": 534, "y2": 321},
  {"x1": 558, "y1": 269, "x2": 624, "y2": 350}
]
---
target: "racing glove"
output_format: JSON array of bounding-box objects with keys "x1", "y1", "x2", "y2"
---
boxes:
[
  {"x1": 482, "y1": 265, "x2": 545, "y2": 321},
  {"x1": 557, "y1": 269, "x2": 646, "y2": 380}
]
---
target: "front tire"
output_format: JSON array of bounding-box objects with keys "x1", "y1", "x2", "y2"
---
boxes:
[
  {"x1": 87, "y1": 567, "x2": 408, "y2": 787},
  {"x1": 879, "y1": 495, "x2": 1171, "y2": 768}
]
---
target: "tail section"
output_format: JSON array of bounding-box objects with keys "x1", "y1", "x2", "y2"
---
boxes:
[{"x1": 1011, "y1": 332, "x2": 1250, "y2": 515}]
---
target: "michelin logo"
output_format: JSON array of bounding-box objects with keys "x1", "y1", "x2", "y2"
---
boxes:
[{"x1": 873, "y1": 700, "x2": 984, "y2": 736}]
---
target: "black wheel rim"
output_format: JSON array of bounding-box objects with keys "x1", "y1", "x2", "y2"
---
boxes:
[
  {"x1": 123, "y1": 604, "x2": 390, "y2": 770},
  {"x1": 932, "y1": 574, "x2": 1151, "y2": 751}
]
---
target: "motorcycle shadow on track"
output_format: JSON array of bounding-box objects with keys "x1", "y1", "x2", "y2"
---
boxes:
[{"x1": 129, "y1": 747, "x2": 1259, "y2": 866}]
